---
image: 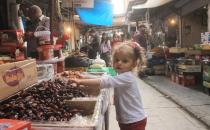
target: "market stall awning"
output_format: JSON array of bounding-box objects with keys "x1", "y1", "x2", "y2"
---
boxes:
[
  {"x1": 132, "y1": 0, "x2": 173, "y2": 9},
  {"x1": 76, "y1": 0, "x2": 113, "y2": 26}
]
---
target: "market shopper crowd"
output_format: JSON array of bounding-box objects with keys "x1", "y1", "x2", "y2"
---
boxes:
[{"x1": 82, "y1": 29, "x2": 148, "y2": 78}]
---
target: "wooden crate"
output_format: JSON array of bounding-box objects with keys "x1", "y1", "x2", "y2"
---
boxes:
[
  {"x1": 178, "y1": 64, "x2": 201, "y2": 72},
  {"x1": 169, "y1": 47, "x2": 187, "y2": 53}
]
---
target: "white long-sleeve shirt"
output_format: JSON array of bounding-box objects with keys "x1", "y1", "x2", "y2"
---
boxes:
[{"x1": 100, "y1": 71, "x2": 146, "y2": 124}]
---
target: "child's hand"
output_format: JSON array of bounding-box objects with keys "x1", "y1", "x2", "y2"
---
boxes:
[
  {"x1": 74, "y1": 72, "x2": 87, "y2": 79},
  {"x1": 69, "y1": 78, "x2": 81, "y2": 84}
]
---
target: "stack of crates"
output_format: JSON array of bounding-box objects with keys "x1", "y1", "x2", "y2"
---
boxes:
[{"x1": 180, "y1": 75, "x2": 195, "y2": 86}]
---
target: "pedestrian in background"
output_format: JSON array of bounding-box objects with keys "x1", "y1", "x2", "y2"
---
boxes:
[
  {"x1": 111, "y1": 33, "x2": 121, "y2": 49},
  {"x1": 100, "y1": 33, "x2": 111, "y2": 67},
  {"x1": 25, "y1": 5, "x2": 50, "y2": 58},
  {"x1": 88, "y1": 29, "x2": 100, "y2": 59},
  {"x1": 135, "y1": 25, "x2": 147, "y2": 51},
  {"x1": 70, "y1": 42, "x2": 147, "y2": 130}
]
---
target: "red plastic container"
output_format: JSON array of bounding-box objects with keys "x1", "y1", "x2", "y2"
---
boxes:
[
  {"x1": 176, "y1": 75, "x2": 182, "y2": 84},
  {"x1": 54, "y1": 44, "x2": 62, "y2": 58},
  {"x1": 57, "y1": 60, "x2": 65, "y2": 73},
  {"x1": 0, "y1": 119, "x2": 31, "y2": 130},
  {"x1": 37, "y1": 45, "x2": 54, "y2": 60},
  {"x1": 181, "y1": 75, "x2": 195, "y2": 86},
  {"x1": 170, "y1": 73, "x2": 176, "y2": 82}
]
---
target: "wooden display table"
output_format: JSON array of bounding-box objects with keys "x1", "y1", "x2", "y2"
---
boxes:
[{"x1": 177, "y1": 64, "x2": 201, "y2": 73}]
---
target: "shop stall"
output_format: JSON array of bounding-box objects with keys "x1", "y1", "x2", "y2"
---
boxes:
[
  {"x1": 0, "y1": 1, "x2": 114, "y2": 129},
  {"x1": 0, "y1": 58, "x2": 112, "y2": 130}
]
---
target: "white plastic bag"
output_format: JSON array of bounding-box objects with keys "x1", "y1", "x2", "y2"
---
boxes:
[{"x1": 92, "y1": 53, "x2": 106, "y2": 66}]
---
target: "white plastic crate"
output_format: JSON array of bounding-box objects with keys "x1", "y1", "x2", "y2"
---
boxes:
[{"x1": 37, "y1": 64, "x2": 54, "y2": 82}]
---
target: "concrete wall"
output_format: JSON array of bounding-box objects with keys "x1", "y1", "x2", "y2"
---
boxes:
[{"x1": 182, "y1": 11, "x2": 207, "y2": 47}]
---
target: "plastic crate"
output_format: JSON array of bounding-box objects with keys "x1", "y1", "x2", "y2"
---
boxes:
[
  {"x1": 0, "y1": 119, "x2": 31, "y2": 130},
  {"x1": 180, "y1": 75, "x2": 195, "y2": 86},
  {"x1": 170, "y1": 73, "x2": 176, "y2": 82},
  {"x1": 88, "y1": 67, "x2": 117, "y2": 76},
  {"x1": 37, "y1": 64, "x2": 54, "y2": 81}
]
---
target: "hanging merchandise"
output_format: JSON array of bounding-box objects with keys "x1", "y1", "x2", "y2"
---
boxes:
[{"x1": 76, "y1": 0, "x2": 113, "y2": 26}]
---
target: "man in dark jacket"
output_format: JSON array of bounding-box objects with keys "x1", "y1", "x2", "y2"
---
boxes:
[
  {"x1": 135, "y1": 25, "x2": 147, "y2": 50},
  {"x1": 88, "y1": 29, "x2": 100, "y2": 59}
]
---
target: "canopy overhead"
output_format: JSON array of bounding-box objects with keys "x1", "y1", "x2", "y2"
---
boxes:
[
  {"x1": 76, "y1": 0, "x2": 113, "y2": 26},
  {"x1": 132, "y1": 0, "x2": 173, "y2": 9}
]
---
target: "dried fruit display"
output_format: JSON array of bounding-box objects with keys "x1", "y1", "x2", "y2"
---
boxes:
[
  {"x1": 61, "y1": 70, "x2": 87, "y2": 78},
  {"x1": 61, "y1": 71, "x2": 81, "y2": 79},
  {"x1": 0, "y1": 78, "x2": 88, "y2": 121}
]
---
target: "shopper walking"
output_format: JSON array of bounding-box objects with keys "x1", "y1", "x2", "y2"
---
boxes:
[
  {"x1": 70, "y1": 42, "x2": 147, "y2": 130},
  {"x1": 100, "y1": 33, "x2": 111, "y2": 67},
  {"x1": 135, "y1": 25, "x2": 147, "y2": 51},
  {"x1": 88, "y1": 29, "x2": 100, "y2": 59},
  {"x1": 111, "y1": 33, "x2": 121, "y2": 49}
]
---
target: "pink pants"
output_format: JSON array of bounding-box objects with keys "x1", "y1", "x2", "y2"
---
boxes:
[{"x1": 119, "y1": 118, "x2": 147, "y2": 130}]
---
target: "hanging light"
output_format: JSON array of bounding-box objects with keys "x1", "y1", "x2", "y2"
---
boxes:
[
  {"x1": 66, "y1": 27, "x2": 71, "y2": 32},
  {"x1": 169, "y1": 18, "x2": 176, "y2": 26}
]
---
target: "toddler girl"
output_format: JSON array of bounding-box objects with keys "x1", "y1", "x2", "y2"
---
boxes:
[{"x1": 70, "y1": 42, "x2": 147, "y2": 130}]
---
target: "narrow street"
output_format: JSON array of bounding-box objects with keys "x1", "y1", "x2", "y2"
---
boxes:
[{"x1": 109, "y1": 78, "x2": 209, "y2": 130}]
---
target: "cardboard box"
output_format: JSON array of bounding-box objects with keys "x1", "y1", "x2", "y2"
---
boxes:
[
  {"x1": 154, "y1": 70, "x2": 165, "y2": 75},
  {"x1": 201, "y1": 44, "x2": 210, "y2": 50},
  {"x1": 153, "y1": 65, "x2": 165, "y2": 75},
  {"x1": 169, "y1": 47, "x2": 187, "y2": 53},
  {"x1": 185, "y1": 50, "x2": 201, "y2": 55},
  {"x1": 178, "y1": 65, "x2": 201, "y2": 72},
  {"x1": 203, "y1": 81, "x2": 210, "y2": 88},
  {"x1": 153, "y1": 65, "x2": 165, "y2": 70},
  {"x1": 0, "y1": 59, "x2": 37, "y2": 101}
]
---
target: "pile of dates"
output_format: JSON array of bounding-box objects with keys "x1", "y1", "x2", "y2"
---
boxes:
[
  {"x1": 0, "y1": 78, "x2": 88, "y2": 121},
  {"x1": 60, "y1": 70, "x2": 83, "y2": 78}
]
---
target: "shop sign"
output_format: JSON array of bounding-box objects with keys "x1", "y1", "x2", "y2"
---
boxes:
[
  {"x1": 62, "y1": 0, "x2": 94, "y2": 8},
  {"x1": 2, "y1": 67, "x2": 25, "y2": 87}
]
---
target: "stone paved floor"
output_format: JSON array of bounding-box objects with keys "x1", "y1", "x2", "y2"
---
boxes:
[{"x1": 108, "y1": 77, "x2": 209, "y2": 130}]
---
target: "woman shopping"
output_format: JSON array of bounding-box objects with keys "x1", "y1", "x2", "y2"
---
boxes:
[{"x1": 100, "y1": 33, "x2": 112, "y2": 67}]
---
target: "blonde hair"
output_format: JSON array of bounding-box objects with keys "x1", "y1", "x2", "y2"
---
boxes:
[{"x1": 112, "y1": 42, "x2": 146, "y2": 70}]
